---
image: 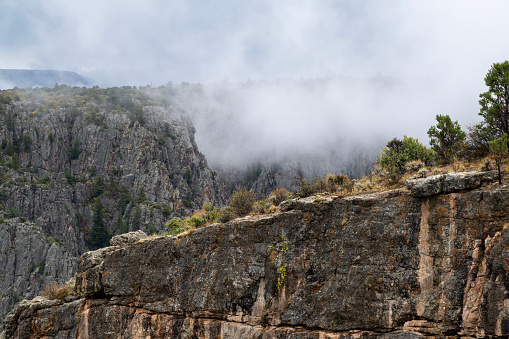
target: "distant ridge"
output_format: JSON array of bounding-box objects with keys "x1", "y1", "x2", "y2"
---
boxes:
[{"x1": 0, "y1": 69, "x2": 94, "y2": 89}]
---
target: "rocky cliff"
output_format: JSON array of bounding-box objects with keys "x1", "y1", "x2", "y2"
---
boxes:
[
  {"x1": 4, "y1": 172, "x2": 509, "y2": 338},
  {"x1": 0, "y1": 86, "x2": 226, "y2": 330}
]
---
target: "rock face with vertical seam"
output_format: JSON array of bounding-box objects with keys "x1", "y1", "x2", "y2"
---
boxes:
[{"x1": 4, "y1": 173, "x2": 509, "y2": 338}]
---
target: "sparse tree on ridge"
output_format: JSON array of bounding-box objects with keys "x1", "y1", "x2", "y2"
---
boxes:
[
  {"x1": 427, "y1": 114, "x2": 466, "y2": 164},
  {"x1": 479, "y1": 61, "x2": 509, "y2": 137},
  {"x1": 489, "y1": 133, "x2": 509, "y2": 184}
]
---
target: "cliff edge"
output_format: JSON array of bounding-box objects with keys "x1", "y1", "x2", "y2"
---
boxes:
[{"x1": 3, "y1": 172, "x2": 509, "y2": 338}]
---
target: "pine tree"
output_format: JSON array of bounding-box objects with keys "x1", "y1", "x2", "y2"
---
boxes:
[
  {"x1": 479, "y1": 61, "x2": 509, "y2": 136},
  {"x1": 427, "y1": 114, "x2": 466, "y2": 164},
  {"x1": 131, "y1": 205, "x2": 142, "y2": 230},
  {"x1": 90, "y1": 198, "x2": 110, "y2": 248},
  {"x1": 489, "y1": 133, "x2": 509, "y2": 184},
  {"x1": 11, "y1": 153, "x2": 20, "y2": 171}
]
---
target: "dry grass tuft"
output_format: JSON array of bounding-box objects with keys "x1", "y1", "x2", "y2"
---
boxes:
[{"x1": 40, "y1": 281, "x2": 73, "y2": 300}]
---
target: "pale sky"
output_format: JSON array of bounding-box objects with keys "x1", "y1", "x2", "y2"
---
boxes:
[{"x1": 2, "y1": 1, "x2": 508, "y2": 87}]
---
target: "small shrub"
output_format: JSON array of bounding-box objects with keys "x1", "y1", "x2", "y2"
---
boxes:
[
  {"x1": 230, "y1": 188, "x2": 256, "y2": 216},
  {"x1": 218, "y1": 206, "x2": 234, "y2": 223},
  {"x1": 5, "y1": 208, "x2": 19, "y2": 219},
  {"x1": 40, "y1": 282, "x2": 73, "y2": 300},
  {"x1": 324, "y1": 174, "x2": 351, "y2": 193},
  {"x1": 206, "y1": 208, "x2": 219, "y2": 221},
  {"x1": 189, "y1": 215, "x2": 206, "y2": 227},
  {"x1": 37, "y1": 176, "x2": 50, "y2": 184},
  {"x1": 294, "y1": 177, "x2": 323, "y2": 197},
  {"x1": 166, "y1": 218, "x2": 188, "y2": 235},
  {"x1": 161, "y1": 205, "x2": 172, "y2": 218},
  {"x1": 202, "y1": 201, "x2": 213, "y2": 212},
  {"x1": 270, "y1": 188, "x2": 290, "y2": 206},
  {"x1": 252, "y1": 200, "x2": 275, "y2": 214}
]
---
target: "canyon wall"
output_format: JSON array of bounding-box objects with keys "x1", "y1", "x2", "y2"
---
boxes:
[{"x1": 3, "y1": 172, "x2": 509, "y2": 338}]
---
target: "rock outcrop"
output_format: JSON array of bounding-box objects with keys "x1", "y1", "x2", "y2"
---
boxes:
[
  {"x1": 406, "y1": 171, "x2": 497, "y2": 197},
  {"x1": 4, "y1": 173, "x2": 509, "y2": 338},
  {"x1": 0, "y1": 87, "x2": 226, "y2": 330}
]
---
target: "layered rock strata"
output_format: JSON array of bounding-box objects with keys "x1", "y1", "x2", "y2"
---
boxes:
[{"x1": 3, "y1": 172, "x2": 509, "y2": 338}]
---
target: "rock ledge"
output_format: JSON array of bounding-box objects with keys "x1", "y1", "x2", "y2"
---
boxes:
[{"x1": 405, "y1": 170, "x2": 497, "y2": 197}]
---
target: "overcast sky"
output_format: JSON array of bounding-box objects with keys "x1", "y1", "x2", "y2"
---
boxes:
[
  {"x1": 2, "y1": 0, "x2": 509, "y2": 143},
  {"x1": 1, "y1": 1, "x2": 508, "y2": 85}
]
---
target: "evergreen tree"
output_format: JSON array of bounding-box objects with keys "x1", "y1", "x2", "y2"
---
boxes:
[
  {"x1": 131, "y1": 205, "x2": 142, "y2": 230},
  {"x1": 92, "y1": 175, "x2": 105, "y2": 198},
  {"x1": 5, "y1": 141, "x2": 14, "y2": 156},
  {"x1": 11, "y1": 152, "x2": 20, "y2": 171},
  {"x1": 489, "y1": 133, "x2": 509, "y2": 184},
  {"x1": 427, "y1": 114, "x2": 466, "y2": 164},
  {"x1": 479, "y1": 61, "x2": 509, "y2": 136},
  {"x1": 90, "y1": 198, "x2": 110, "y2": 248}
]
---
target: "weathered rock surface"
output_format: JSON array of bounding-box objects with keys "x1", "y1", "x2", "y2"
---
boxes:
[
  {"x1": 405, "y1": 171, "x2": 497, "y2": 197},
  {"x1": 4, "y1": 180, "x2": 509, "y2": 338},
  {"x1": 0, "y1": 219, "x2": 77, "y2": 335},
  {"x1": 0, "y1": 87, "x2": 227, "y2": 330}
]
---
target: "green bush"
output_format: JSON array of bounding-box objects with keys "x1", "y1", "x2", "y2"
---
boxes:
[
  {"x1": 217, "y1": 206, "x2": 234, "y2": 223},
  {"x1": 189, "y1": 215, "x2": 206, "y2": 227},
  {"x1": 230, "y1": 188, "x2": 256, "y2": 216},
  {"x1": 202, "y1": 201, "x2": 213, "y2": 212},
  {"x1": 166, "y1": 218, "x2": 188, "y2": 235},
  {"x1": 294, "y1": 177, "x2": 324, "y2": 198},
  {"x1": 5, "y1": 208, "x2": 19, "y2": 218},
  {"x1": 161, "y1": 205, "x2": 172, "y2": 218},
  {"x1": 206, "y1": 208, "x2": 219, "y2": 221},
  {"x1": 377, "y1": 136, "x2": 434, "y2": 183},
  {"x1": 427, "y1": 114, "x2": 466, "y2": 164}
]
